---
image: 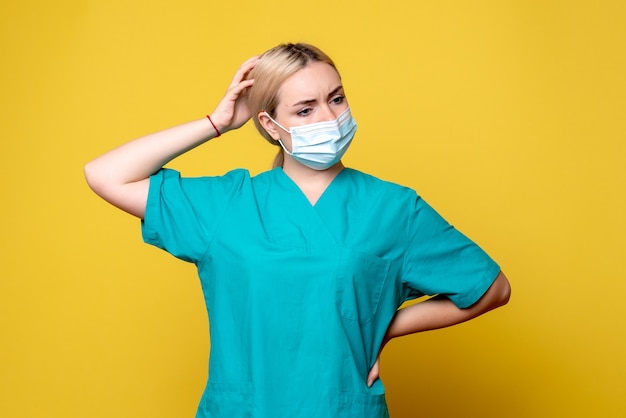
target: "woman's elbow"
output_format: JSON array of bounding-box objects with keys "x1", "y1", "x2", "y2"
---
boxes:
[
  {"x1": 84, "y1": 159, "x2": 118, "y2": 202},
  {"x1": 84, "y1": 160, "x2": 101, "y2": 192},
  {"x1": 492, "y1": 271, "x2": 511, "y2": 308},
  {"x1": 84, "y1": 159, "x2": 111, "y2": 198}
]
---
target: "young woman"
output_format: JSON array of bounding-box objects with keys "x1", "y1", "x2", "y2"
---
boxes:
[{"x1": 85, "y1": 43, "x2": 510, "y2": 418}]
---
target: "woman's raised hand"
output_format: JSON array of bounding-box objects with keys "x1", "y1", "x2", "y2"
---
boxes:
[
  {"x1": 209, "y1": 56, "x2": 259, "y2": 135},
  {"x1": 84, "y1": 56, "x2": 260, "y2": 219}
]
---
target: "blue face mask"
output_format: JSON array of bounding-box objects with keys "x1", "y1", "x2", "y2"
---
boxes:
[{"x1": 264, "y1": 107, "x2": 357, "y2": 170}]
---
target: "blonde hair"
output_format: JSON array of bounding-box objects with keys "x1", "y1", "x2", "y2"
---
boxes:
[{"x1": 247, "y1": 43, "x2": 338, "y2": 168}]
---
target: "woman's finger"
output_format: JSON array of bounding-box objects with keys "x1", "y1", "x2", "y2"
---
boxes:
[
  {"x1": 228, "y1": 56, "x2": 260, "y2": 89},
  {"x1": 367, "y1": 359, "x2": 380, "y2": 387},
  {"x1": 224, "y1": 78, "x2": 255, "y2": 102}
]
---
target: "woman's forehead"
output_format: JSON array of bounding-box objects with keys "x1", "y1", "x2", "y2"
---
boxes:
[{"x1": 277, "y1": 62, "x2": 342, "y2": 104}]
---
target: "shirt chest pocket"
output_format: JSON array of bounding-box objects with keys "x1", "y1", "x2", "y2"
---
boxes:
[{"x1": 335, "y1": 251, "x2": 392, "y2": 324}]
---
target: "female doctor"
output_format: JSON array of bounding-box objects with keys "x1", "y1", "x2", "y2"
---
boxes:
[{"x1": 85, "y1": 43, "x2": 510, "y2": 418}]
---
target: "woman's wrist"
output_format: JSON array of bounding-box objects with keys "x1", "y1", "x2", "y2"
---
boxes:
[{"x1": 206, "y1": 114, "x2": 222, "y2": 137}]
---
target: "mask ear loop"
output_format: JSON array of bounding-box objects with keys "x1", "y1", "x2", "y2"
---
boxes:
[
  {"x1": 262, "y1": 111, "x2": 293, "y2": 155},
  {"x1": 263, "y1": 111, "x2": 290, "y2": 133},
  {"x1": 277, "y1": 139, "x2": 294, "y2": 155}
]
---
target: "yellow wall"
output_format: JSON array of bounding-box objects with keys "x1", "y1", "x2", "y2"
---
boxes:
[{"x1": 1, "y1": 0, "x2": 625, "y2": 416}]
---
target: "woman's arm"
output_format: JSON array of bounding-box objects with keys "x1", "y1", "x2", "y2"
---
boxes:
[
  {"x1": 84, "y1": 56, "x2": 258, "y2": 218},
  {"x1": 367, "y1": 271, "x2": 511, "y2": 386},
  {"x1": 385, "y1": 271, "x2": 510, "y2": 339}
]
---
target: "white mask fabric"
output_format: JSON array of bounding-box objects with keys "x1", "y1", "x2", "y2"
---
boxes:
[{"x1": 264, "y1": 107, "x2": 357, "y2": 170}]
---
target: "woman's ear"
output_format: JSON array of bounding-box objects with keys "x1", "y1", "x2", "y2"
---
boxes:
[{"x1": 257, "y1": 112, "x2": 281, "y2": 141}]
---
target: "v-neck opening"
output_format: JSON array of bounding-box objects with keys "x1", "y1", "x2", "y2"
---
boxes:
[{"x1": 276, "y1": 167, "x2": 347, "y2": 208}]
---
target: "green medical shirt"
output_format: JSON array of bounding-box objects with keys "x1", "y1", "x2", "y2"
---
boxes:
[{"x1": 141, "y1": 167, "x2": 500, "y2": 418}]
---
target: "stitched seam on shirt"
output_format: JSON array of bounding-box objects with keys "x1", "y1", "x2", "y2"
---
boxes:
[
  {"x1": 400, "y1": 191, "x2": 416, "y2": 286},
  {"x1": 197, "y1": 171, "x2": 248, "y2": 268}
]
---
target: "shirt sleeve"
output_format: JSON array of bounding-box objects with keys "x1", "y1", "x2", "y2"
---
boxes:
[
  {"x1": 401, "y1": 192, "x2": 500, "y2": 308},
  {"x1": 141, "y1": 168, "x2": 249, "y2": 263}
]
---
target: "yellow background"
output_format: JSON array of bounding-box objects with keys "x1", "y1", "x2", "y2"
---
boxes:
[{"x1": 1, "y1": 0, "x2": 625, "y2": 417}]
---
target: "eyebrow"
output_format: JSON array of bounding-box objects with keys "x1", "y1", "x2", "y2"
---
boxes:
[{"x1": 291, "y1": 85, "x2": 344, "y2": 107}]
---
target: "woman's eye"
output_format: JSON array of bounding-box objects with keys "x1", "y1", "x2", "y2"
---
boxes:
[
  {"x1": 331, "y1": 95, "x2": 345, "y2": 105},
  {"x1": 297, "y1": 108, "x2": 312, "y2": 117}
]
